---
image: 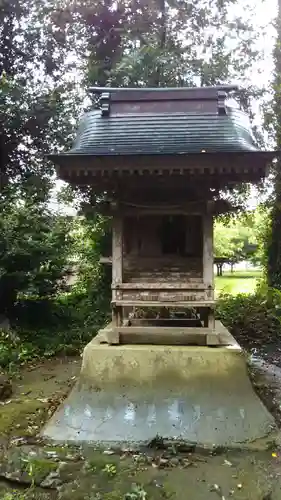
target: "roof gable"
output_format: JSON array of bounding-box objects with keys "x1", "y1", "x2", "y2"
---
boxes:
[
  {"x1": 67, "y1": 85, "x2": 259, "y2": 156},
  {"x1": 91, "y1": 85, "x2": 236, "y2": 117}
]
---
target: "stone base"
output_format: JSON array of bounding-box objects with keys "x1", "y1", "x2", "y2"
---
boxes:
[
  {"x1": 97, "y1": 320, "x2": 235, "y2": 346},
  {"x1": 42, "y1": 324, "x2": 277, "y2": 449}
]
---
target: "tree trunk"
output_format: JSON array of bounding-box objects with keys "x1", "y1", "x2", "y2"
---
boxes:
[
  {"x1": 267, "y1": 0, "x2": 281, "y2": 288},
  {"x1": 153, "y1": 0, "x2": 166, "y2": 87}
]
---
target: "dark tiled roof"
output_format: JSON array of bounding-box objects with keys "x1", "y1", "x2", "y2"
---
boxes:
[
  {"x1": 68, "y1": 105, "x2": 259, "y2": 156},
  {"x1": 50, "y1": 88, "x2": 277, "y2": 190}
]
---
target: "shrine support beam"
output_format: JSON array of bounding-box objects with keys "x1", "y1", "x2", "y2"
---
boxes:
[
  {"x1": 203, "y1": 204, "x2": 214, "y2": 328},
  {"x1": 111, "y1": 215, "x2": 123, "y2": 340}
]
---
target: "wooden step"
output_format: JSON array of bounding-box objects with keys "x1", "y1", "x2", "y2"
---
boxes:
[
  {"x1": 112, "y1": 300, "x2": 215, "y2": 308},
  {"x1": 111, "y1": 326, "x2": 219, "y2": 346}
]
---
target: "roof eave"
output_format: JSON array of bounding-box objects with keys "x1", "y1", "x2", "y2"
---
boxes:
[{"x1": 48, "y1": 150, "x2": 278, "y2": 167}]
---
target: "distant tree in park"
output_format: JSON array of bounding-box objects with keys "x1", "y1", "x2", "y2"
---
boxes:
[{"x1": 214, "y1": 210, "x2": 266, "y2": 275}]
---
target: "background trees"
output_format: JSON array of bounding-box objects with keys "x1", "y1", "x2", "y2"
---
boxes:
[
  {"x1": 214, "y1": 208, "x2": 270, "y2": 274},
  {"x1": 0, "y1": 0, "x2": 81, "y2": 318}
]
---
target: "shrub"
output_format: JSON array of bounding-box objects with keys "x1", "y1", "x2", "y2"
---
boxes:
[
  {"x1": 216, "y1": 285, "x2": 281, "y2": 347},
  {"x1": 0, "y1": 328, "x2": 40, "y2": 371},
  {"x1": 0, "y1": 268, "x2": 111, "y2": 366}
]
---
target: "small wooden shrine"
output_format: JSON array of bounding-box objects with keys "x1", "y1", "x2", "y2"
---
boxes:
[{"x1": 50, "y1": 86, "x2": 274, "y2": 347}]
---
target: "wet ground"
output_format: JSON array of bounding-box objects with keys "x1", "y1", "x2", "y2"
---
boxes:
[{"x1": 1, "y1": 353, "x2": 281, "y2": 499}]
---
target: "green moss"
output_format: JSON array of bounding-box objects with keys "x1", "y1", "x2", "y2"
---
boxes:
[
  {"x1": 102, "y1": 490, "x2": 123, "y2": 500},
  {"x1": 1, "y1": 492, "x2": 27, "y2": 500},
  {"x1": 160, "y1": 481, "x2": 175, "y2": 499},
  {"x1": 0, "y1": 399, "x2": 47, "y2": 436},
  {"x1": 1, "y1": 487, "x2": 54, "y2": 500}
]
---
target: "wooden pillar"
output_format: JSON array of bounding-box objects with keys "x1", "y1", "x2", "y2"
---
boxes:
[
  {"x1": 112, "y1": 215, "x2": 123, "y2": 289},
  {"x1": 203, "y1": 211, "x2": 213, "y2": 286},
  {"x1": 112, "y1": 215, "x2": 123, "y2": 333},
  {"x1": 203, "y1": 207, "x2": 215, "y2": 329}
]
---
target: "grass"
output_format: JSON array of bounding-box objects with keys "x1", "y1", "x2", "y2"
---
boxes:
[{"x1": 215, "y1": 269, "x2": 262, "y2": 296}]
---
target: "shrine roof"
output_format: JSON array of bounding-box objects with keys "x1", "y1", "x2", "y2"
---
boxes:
[
  {"x1": 49, "y1": 86, "x2": 278, "y2": 189},
  {"x1": 52, "y1": 86, "x2": 268, "y2": 157}
]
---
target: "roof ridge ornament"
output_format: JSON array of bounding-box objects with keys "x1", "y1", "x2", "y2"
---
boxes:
[
  {"x1": 89, "y1": 85, "x2": 239, "y2": 94},
  {"x1": 217, "y1": 91, "x2": 227, "y2": 116},
  {"x1": 100, "y1": 92, "x2": 111, "y2": 116}
]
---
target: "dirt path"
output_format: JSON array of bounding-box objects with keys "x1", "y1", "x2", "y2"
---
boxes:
[{"x1": 1, "y1": 355, "x2": 281, "y2": 499}]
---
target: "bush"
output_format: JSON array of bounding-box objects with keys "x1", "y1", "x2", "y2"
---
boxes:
[
  {"x1": 12, "y1": 293, "x2": 108, "y2": 355},
  {"x1": 0, "y1": 328, "x2": 40, "y2": 371},
  {"x1": 0, "y1": 269, "x2": 111, "y2": 366},
  {"x1": 0, "y1": 247, "x2": 112, "y2": 369},
  {"x1": 216, "y1": 285, "x2": 281, "y2": 346}
]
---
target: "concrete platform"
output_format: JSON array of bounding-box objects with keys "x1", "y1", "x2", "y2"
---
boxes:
[{"x1": 42, "y1": 324, "x2": 277, "y2": 449}]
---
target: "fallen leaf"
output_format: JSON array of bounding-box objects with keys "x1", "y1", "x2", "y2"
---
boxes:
[
  {"x1": 223, "y1": 459, "x2": 232, "y2": 466},
  {"x1": 210, "y1": 484, "x2": 226, "y2": 499},
  {"x1": 9, "y1": 437, "x2": 27, "y2": 446}
]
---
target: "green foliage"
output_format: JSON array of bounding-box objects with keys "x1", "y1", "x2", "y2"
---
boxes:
[
  {"x1": 102, "y1": 464, "x2": 117, "y2": 477},
  {"x1": 21, "y1": 455, "x2": 57, "y2": 486},
  {"x1": 0, "y1": 211, "x2": 111, "y2": 368},
  {"x1": 266, "y1": 2, "x2": 281, "y2": 288},
  {"x1": 3, "y1": 295, "x2": 105, "y2": 362},
  {"x1": 214, "y1": 207, "x2": 270, "y2": 266},
  {"x1": 0, "y1": 213, "x2": 111, "y2": 369},
  {"x1": 0, "y1": 0, "x2": 81, "y2": 318},
  {"x1": 0, "y1": 0, "x2": 79, "y2": 319},
  {"x1": 124, "y1": 485, "x2": 147, "y2": 500},
  {"x1": 0, "y1": 193, "x2": 74, "y2": 315},
  {"x1": 214, "y1": 218, "x2": 255, "y2": 262},
  {"x1": 0, "y1": 0, "x2": 80, "y2": 185},
  {"x1": 267, "y1": 192, "x2": 281, "y2": 289},
  {"x1": 251, "y1": 205, "x2": 272, "y2": 269},
  {"x1": 216, "y1": 285, "x2": 281, "y2": 345},
  {"x1": 2, "y1": 493, "x2": 27, "y2": 500},
  {"x1": 70, "y1": 213, "x2": 111, "y2": 320},
  {"x1": 76, "y1": 0, "x2": 261, "y2": 89}
]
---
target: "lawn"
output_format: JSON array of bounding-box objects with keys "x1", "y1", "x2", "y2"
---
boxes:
[{"x1": 215, "y1": 269, "x2": 262, "y2": 296}]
